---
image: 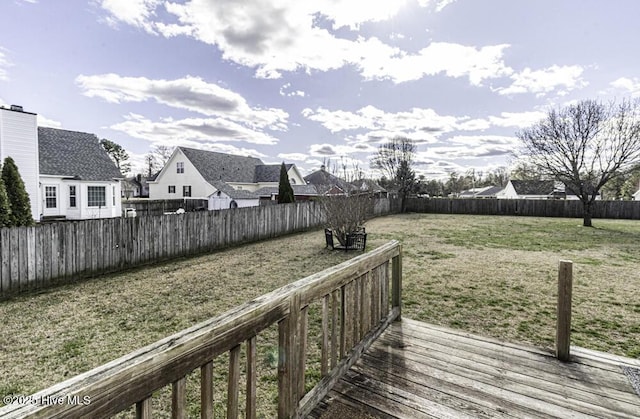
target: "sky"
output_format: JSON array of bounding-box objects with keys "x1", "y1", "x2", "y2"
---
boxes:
[{"x1": 2, "y1": 0, "x2": 640, "y2": 180}]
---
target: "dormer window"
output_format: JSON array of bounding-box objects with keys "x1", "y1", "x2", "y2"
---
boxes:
[
  {"x1": 177, "y1": 162, "x2": 184, "y2": 174},
  {"x1": 290, "y1": 178, "x2": 296, "y2": 185}
]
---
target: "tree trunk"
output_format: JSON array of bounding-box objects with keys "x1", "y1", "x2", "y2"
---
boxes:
[{"x1": 582, "y1": 200, "x2": 593, "y2": 227}]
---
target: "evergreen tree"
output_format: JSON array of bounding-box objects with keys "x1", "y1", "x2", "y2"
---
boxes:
[
  {"x1": 0, "y1": 170, "x2": 11, "y2": 228},
  {"x1": 100, "y1": 138, "x2": 131, "y2": 174},
  {"x1": 2, "y1": 157, "x2": 33, "y2": 226},
  {"x1": 278, "y1": 162, "x2": 295, "y2": 204}
]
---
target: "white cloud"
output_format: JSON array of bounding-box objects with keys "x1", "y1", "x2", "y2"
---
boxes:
[
  {"x1": 99, "y1": 1, "x2": 511, "y2": 85},
  {"x1": 37, "y1": 115, "x2": 62, "y2": 128},
  {"x1": 417, "y1": 0, "x2": 457, "y2": 11},
  {"x1": 611, "y1": 77, "x2": 640, "y2": 97},
  {"x1": 358, "y1": 41, "x2": 513, "y2": 85},
  {"x1": 316, "y1": 0, "x2": 408, "y2": 30},
  {"x1": 99, "y1": 0, "x2": 161, "y2": 32},
  {"x1": 109, "y1": 113, "x2": 280, "y2": 145},
  {"x1": 279, "y1": 83, "x2": 305, "y2": 97},
  {"x1": 277, "y1": 152, "x2": 308, "y2": 161},
  {"x1": 496, "y1": 65, "x2": 587, "y2": 96},
  {"x1": 487, "y1": 111, "x2": 546, "y2": 128},
  {"x1": 303, "y1": 105, "x2": 464, "y2": 134},
  {"x1": 309, "y1": 143, "x2": 365, "y2": 157},
  {"x1": 76, "y1": 73, "x2": 288, "y2": 131}
]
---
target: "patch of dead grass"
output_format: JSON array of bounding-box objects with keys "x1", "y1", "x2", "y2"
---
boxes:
[{"x1": 1, "y1": 213, "x2": 639, "y2": 415}]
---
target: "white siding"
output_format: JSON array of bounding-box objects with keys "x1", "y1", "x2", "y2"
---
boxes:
[
  {"x1": 0, "y1": 108, "x2": 40, "y2": 220},
  {"x1": 39, "y1": 176, "x2": 122, "y2": 219},
  {"x1": 148, "y1": 148, "x2": 215, "y2": 199}
]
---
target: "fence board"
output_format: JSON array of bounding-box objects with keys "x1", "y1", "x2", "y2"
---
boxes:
[
  {"x1": 0, "y1": 199, "x2": 396, "y2": 298},
  {"x1": 407, "y1": 197, "x2": 640, "y2": 219}
]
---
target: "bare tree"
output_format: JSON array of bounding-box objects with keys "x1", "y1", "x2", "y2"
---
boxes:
[
  {"x1": 317, "y1": 192, "x2": 373, "y2": 246},
  {"x1": 370, "y1": 136, "x2": 417, "y2": 212},
  {"x1": 518, "y1": 99, "x2": 640, "y2": 226},
  {"x1": 152, "y1": 145, "x2": 174, "y2": 167}
]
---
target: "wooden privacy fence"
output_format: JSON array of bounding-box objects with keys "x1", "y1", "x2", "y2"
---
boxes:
[
  {"x1": 122, "y1": 199, "x2": 209, "y2": 216},
  {"x1": 406, "y1": 197, "x2": 640, "y2": 219},
  {"x1": 0, "y1": 240, "x2": 403, "y2": 419},
  {"x1": 0, "y1": 199, "x2": 397, "y2": 299}
]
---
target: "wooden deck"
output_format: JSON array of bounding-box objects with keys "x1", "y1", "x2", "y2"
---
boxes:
[{"x1": 310, "y1": 318, "x2": 640, "y2": 418}]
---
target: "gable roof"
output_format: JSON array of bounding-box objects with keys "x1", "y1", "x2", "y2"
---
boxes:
[
  {"x1": 38, "y1": 127, "x2": 123, "y2": 181},
  {"x1": 253, "y1": 184, "x2": 318, "y2": 197},
  {"x1": 510, "y1": 180, "x2": 556, "y2": 195},
  {"x1": 304, "y1": 168, "x2": 355, "y2": 194},
  {"x1": 254, "y1": 164, "x2": 293, "y2": 183},
  {"x1": 179, "y1": 147, "x2": 264, "y2": 184},
  {"x1": 476, "y1": 185, "x2": 504, "y2": 197},
  {"x1": 460, "y1": 185, "x2": 504, "y2": 197},
  {"x1": 350, "y1": 178, "x2": 386, "y2": 194},
  {"x1": 210, "y1": 181, "x2": 258, "y2": 200}
]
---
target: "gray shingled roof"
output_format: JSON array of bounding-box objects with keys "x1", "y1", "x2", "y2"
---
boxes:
[
  {"x1": 211, "y1": 181, "x2": 258, "y2": 199},
  {"x1": 38, "y1": 127, "x2": 123, "y2": 180},
  {"x1": 350, "y1": 178, "x2": 386, "y2": 193},
  {"x1": 180, "y1": 147, "x2": 264, "y2": 183},
  {"x1": 510, "y1": 180, "x2": 555, "y2": 195},
  {"x1": 254, "y1": 164, "x2": 293, "y2": 182},
  {"x1": 304, "y1": 169, "x2": 355, "y2": 194},
  {"x1": 253, "y1": 184, "x2": 318, "y2": 197},
  {"x1": 476, "y1": 185, "x2": 504, "y2": 196}
]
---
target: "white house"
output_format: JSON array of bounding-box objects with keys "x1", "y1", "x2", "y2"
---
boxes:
[
  {"x1": 0, "y1": 105, "x2": 41, "y2": 220},
  {"x1": 38, "y1": 127, "x2": 124, "y2": 220},
  {"x1": 499, "y1": 180, "x2": 601, "y2": 200},
  {"x1": 148, "y1": 147, "x2": 307, "y2": 209}
]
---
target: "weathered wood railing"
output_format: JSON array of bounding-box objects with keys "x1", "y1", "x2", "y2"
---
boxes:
[{"x1": 0, "y1": 240, "x2": 402, "y2": 418}]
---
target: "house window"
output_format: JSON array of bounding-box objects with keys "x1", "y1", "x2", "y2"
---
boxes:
[
  {"x1": 168, "y1": 185, "x2": 176, "y2": 194},
  {"x1": 112, "y1": 186, "x2": 116, "y2": 206},
  {"x1": 88, "y1": 186, "x2": 106, "y2": 207},
  {"x1": 177, "y1": 162, "x2": 184, "y2": 174},
  {"x1": 45, "y1": 186, "x2": 57, "y2": 208},
  {"x1": 183, "y1": 185, "x2": 191, "y2": 197},
  {"x1": 290, "y1": 178, "x2": 296, "y2": 184},
  {"x1": 69, "y1": 186, "x2": 77, "y2": 208}
]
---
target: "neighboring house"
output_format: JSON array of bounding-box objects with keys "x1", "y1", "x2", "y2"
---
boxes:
[
  {"x1": 634, "y1": 188, "x2": 640, "y2": 201},
  {"x1": 350, "y1": 178, "x2": 388, "y2": 198},
  {"x1": 148, "y1": 147, "x2": 306, "y2": 209},
  {"x1": 38, "y1": 127, "x2": 124, "y2": 219},
  {"x1": 499, "y1": 180, "x2": 601, "y2": 200},
  {"x1": 122, "y1": 174, "x2": 150, "y2": 199},
  {"x1": 253, "y1": 184, "x2": 318, "y2": 203},
  {"x1": 459, "y1": 185, "x2": 504, "y2": 198},
  {"x1": 0, "y1": 105, "x2": 40, "y2": 220},
  {"x1": 304, "y1": 165, "x2": 356, "y2": 195}
]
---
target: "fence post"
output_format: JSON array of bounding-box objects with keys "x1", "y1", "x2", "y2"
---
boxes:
[
  {"x1": 556, "y1": 260, "x2": 573, "y2": 362},
  {"x1": 392, "y1": 243, "x2": 403, "y2": 321},
  {"x1": 278, "y1": 292, "x2": 300, "y2": 418}
]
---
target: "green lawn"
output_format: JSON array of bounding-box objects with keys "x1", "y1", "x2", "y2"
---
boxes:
[{"x1": 1, "y1": 213, "x2": 638, "y2": 416}]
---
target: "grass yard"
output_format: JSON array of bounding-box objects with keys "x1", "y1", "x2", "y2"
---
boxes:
[{"x1": 1, "y1": 213, "x2": 639, "y2": 416}]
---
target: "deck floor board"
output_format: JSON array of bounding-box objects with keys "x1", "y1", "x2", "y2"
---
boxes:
[{"x1": 311, "y1": 318, "x2": 640, "y2": 418}]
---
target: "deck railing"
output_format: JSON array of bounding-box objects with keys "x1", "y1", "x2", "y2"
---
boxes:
[{"x1": 0, "y1": 240, "x2": 402, "y2": 419}]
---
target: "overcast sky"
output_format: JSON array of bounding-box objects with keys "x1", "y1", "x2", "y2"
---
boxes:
[{"x1": 2, "y1": 0, "x2": 639, "y2": 179}]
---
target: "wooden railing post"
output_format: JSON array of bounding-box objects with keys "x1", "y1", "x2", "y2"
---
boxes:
[
  {"x1": 278, "y1": 292, "x2": 300, "y2": 418},
  {"x1": 392, "y1": 244, "x2": 403, "y2": 321},
  {"x1": 556, "y1": 260, "x2": 573, "y2": 362}
]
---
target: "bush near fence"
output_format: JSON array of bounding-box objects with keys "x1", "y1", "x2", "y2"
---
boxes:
[
  {"x1": 406, "y1": 197, "x2": 640, "y2": 219},
  {"x1": 0, "y1": 199, "x2": 397, "y2": 299}
]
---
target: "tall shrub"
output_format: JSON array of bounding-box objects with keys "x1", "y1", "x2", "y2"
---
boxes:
[
  {"x1": 2, "y1": 156, "x2": 33, "y2": 226},
  {"x1": 278, "y1": 162, "x2": 295, "y2": 204},
  {"x1": 0, "y1": 171, "x2": 11, "y2": 228}
]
